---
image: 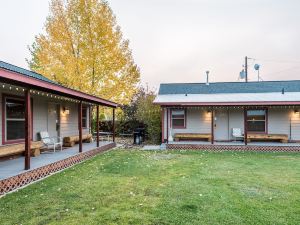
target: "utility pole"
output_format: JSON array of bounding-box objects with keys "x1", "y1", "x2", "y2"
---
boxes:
[{"x1": 245, "y1": 56, "x2": 248, "y2": 82}]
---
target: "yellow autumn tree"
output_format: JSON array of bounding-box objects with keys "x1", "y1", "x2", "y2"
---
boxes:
[{"x1": 28, "y1": 0, "x2": 140, "y2": 104}]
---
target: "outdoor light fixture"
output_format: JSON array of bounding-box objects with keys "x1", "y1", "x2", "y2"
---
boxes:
[
  {"x1": 294, "y1": 109, "x2": 299, "y2": 115},
  {"x1": 63, "y1": 107, "x2": 70, "y2": 115}
]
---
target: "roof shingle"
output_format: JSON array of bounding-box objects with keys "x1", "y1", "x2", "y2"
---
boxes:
[
  {"x1": 158, "y1": 81, "x2": 300, "y2": 95},
  {"x1": 0, "y1": 61, "x2": 57, "y2": 84}
]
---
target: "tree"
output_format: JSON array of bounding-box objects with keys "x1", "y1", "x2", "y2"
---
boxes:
[
  {"x1": 116, "y1": 86, "x2": 161, "y2": 144},
  {"x1": 135, "y1": 87, "x2": 161, "y2": 144},
  {"x1": 28, "y1": 0, "x2": 140, "y2": 104}
]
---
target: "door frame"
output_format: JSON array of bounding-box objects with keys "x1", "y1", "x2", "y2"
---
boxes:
[{"x1": 214, "y1": 109, "x2": 229, "y2": 141}]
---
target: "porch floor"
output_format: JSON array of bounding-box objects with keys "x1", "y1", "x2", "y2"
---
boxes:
[
  {"x1": 0, "y1": 141, "x2": 113, "y2": 181},
  {"x1": 168, "y1": 141, "x2": 300, "y2": 146}
]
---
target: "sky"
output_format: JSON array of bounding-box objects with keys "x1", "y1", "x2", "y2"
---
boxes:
[{"x1": 1, "y1": 0, "x2": 300, "y2": 90}]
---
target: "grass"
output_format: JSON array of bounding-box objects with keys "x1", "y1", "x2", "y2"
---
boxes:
[{"x1": 1, "y1": 149, "x2": 300, "y2": 225}]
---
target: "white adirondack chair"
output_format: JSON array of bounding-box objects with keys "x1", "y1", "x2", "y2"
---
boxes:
[
  {"x1": 39, "y1": 131, "x2": 63, "y2": 152},
  {"x1": 232, "y1": 128, "x2": 244, "y2": 141}
]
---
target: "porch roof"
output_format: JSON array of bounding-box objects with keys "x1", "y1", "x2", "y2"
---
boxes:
[
  {"x1": 154, "y1": 92, "x2": 300, "y2": 106},
  {"x1": 158, "y1": 81, "x2": 300, "y2": 95},
  {"x1": 155, "y1": 81, "x2": 300, "y2": 106},
  {"x1": 0, "y1": 61, "x2": 117, "y2": 107}
]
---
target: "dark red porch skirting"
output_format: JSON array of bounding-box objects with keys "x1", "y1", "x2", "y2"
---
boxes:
[
  {"x1": 166, "y1": 144, "x2": 300, "y2": 152},
  {"x1": 0, "y1": 143, "x2": 116, "y2": 196}
]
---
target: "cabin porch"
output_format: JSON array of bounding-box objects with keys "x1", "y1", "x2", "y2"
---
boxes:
[{"x1": 0, "y1": 141, "x2": 114, "y2": 181}]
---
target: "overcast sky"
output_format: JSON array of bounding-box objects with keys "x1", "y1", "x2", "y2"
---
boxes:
[{"x1": 1, "y1": 0, "x2": 300, "y2": 90}]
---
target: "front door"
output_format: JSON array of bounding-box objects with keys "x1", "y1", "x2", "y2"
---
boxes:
[
  {"x1": 48, "y1": 103, "x2": 60, "y2": 137},
  {"x1": 214, "y1": 109, "x2": 229, "y2": 141}
]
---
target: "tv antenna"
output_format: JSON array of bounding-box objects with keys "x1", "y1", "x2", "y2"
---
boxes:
[
  {"x1": 239, "y1": 56, "x2": 263, "y2": 82},
  {"x1": 254, "y1": 64, "x2": 262, "y2": 81}
]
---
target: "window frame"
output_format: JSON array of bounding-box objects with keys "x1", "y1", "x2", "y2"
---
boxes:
[
  {"x1": 2, "y1": 94, "x2": 33, "y2": 145},
  {"x1": 246, "y1": 108, "x2": 268, "y2": 134},
  {"x1": 170, "y1": 109, "x2": 186, "y2": 129},
  {"x1": 82, "y1": 106, "x2": 88, "y2": 129}
]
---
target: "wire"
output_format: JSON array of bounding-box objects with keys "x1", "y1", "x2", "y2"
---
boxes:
[
  {"x1": 262, "y1": 65, "x2": 300, "y2": 77},
  {"x1": 252, "y1": 58, "x2": 300, "y2": 64}
]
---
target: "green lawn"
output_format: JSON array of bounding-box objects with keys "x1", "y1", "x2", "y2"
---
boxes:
[{"x1": 1, "y1": 149, "x2": 300, "y2": 225}]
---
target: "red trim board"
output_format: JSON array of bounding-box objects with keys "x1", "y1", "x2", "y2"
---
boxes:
[{"x1": 0, "y1": 68, "x2": 117, "y2": 107}]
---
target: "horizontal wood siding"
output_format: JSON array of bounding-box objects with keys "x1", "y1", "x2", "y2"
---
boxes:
[
  {"x1": 268, "y1": 108, "x2": 291, "y2": 138},
  {"x1": 60, "y1": 102, "x2": 89, "y2": 138},
  {"x1": 165, "y1": 108, "x2": 299, "y2": 141},
  {"x1": 290, "y1": 109, "x2": 300, "y2": 140},
  {"x1": 0, "y1": 89, "x2": 90, "y2": 146},
  {"x1": 228, "y1": 109, "x2": 244, "y2": 140},
  {"x1": 171, "y1": 108, "x2": 211, "y2": 135},
  {"x1": 163, "y1": 108, "x2": 167, "y2": 140},
  {"x1": 32, "y1": 96, "x2": 48, "y2": 141}
]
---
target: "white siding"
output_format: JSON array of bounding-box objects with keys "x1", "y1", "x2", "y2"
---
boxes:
[
  {"x1": 228, "y1": 109, "x2": 244, "y2": 140},
  {"x1": 60, "y1": 102, "x2": 89, "y2": 138},
  {"x1": 32, "y1": 96, "x2": 48, "y2": 141},
  {"x1": 166, "y1": 108, "x2": 211, "y2": 138},
  {"x1": 290, "y1": 109, "x2": 300, "y2": 140},
  {"x1": 0, "y1": 90, "x2": 90, "y2": 146},
  {"x1": 165, "y1": 108, "x2": 244, "y2": 141},
  {"x1": 268, "y1": 108, "x2": 291, "y2": 137},
  {"x1": 162, "y1": 108, "x2": 167, "y2": 140},
  {"x1": 163, "y1": 107, "x2": 300, "y2": 142}
]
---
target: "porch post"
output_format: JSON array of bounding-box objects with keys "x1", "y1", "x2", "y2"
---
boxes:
[
  {"x1": 166, "y1": 108, "x2": 169, "y2": 143},
  {"x1": 25, "y1": 89, "x2": 31, "y2": 170},
  {"x1": 96, "y1": 105, "x2": 99, "y2": 147},
  {"x1": 112, "y1": 108, "x2": 115, "y2": 142},
  {"x1": 161, "y1": 107, "x2": 165, "y2": 143},
  {"x1": 211, "y1": 109, "x2": 214, "y2": 144},
  {"x1": 244, "y1": 107, "x2": 248, "y2": 145},
  {"x1": 89, "y1": 105, "x2": 92, "y2": 134},
  {"x1": 78, "y1": 101, "x2": 83, "y2": 152}
]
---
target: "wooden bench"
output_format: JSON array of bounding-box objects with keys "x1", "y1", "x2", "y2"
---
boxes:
[
  {"x1": 174, "y1": 133, "x2": 212, "y2": 142},
  {"x1": 63, "y1": 134, "x2": 93, "y2": 147},
  {"x1": 0, "y1": 141, "x2": 44, "y2": 158},
  {"x1": 247, "y1": 134, "x2": 288, "y2": 143}
]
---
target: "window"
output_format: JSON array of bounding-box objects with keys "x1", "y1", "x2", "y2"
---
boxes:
[
  {"x1": 171, "y1": 109, "x2": 185, "y2": 128},
  {"x1": 5, "y1": 97, "x2": 25, "y2": 141},
  {"x1": 247, "y1": 109, "x2": 267, "y2": 133},
  {"x1": 82, "y1": 106, "x2": 87, "y2": 128}
]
